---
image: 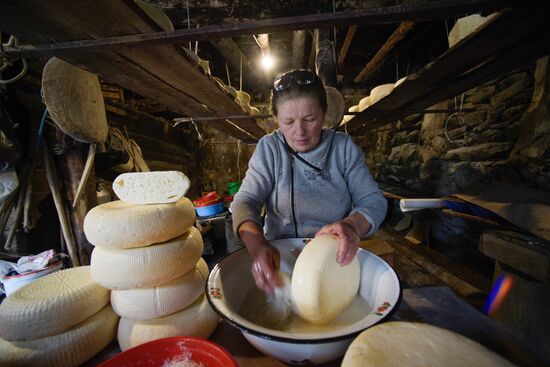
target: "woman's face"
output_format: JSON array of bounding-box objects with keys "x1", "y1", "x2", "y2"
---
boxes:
[{"x1": 276, "y1": 96, "x2": 325, "y2": 152}]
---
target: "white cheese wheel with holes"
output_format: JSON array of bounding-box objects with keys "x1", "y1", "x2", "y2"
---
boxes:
[
  {"x1": 112, "y1": 171, "x2": 191, "y2": 205},
  {"x1": 342, "y1": 322, "x2": 516, "y2": 367},
  {"x1": 111, "y1": 258, "x2": 209, "y2": 320},
  {"x1": 83, "y1": 197, "x2": 195, "y2": 249},
  {"x1": 117, "y1": 293, "x2": 219, "y2": 351},
  {"x1": 0, "y1": 305, "x2": 119, "y2": 367},
  {"x1": 291, "y1": 235, "x2": 360, "y2": 325},
  {"x1": 91, "y1": 226, "x2": 203, "y2": 290},
  {"x1": 0, "y1": 266, "x2": 109, "y2": 341},
  {"x1": 370, "y1": 84, "x2": 395, "y2": 104}
]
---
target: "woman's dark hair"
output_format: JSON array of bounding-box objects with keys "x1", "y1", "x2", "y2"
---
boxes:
[{"x1": 271, "y1": 69, "x2": 327, "y2": 116}]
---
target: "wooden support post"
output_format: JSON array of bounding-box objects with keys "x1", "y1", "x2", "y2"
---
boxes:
[
  {"x1": 308, "y1": 31, "x2": 316, "y2": 71},
  {"x1": 315, "y1": 29, "x2": 337, "y2": 87},
  {"x1": 338, "y1": 25, "x2": 357, "y2": 67},
  {"x1": 43, "y1": 144, "x2": 80, "y2": 267},
  {"x1": 292, "y1": 30, "x2": 307, "y2": 69},
  {"x1": 354, "y1": 21, "x2": 415, "y2": 84},
  {"x1": 58, "y1": 142, "x2": 98, "y2": 266}
]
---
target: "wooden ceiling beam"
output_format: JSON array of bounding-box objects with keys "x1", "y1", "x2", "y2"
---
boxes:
[
  {"x1": 2, "y1": 0, "x2": 512, "y2": 58},
  {"x1": 0, "y1": 0, "x2": 265, "y2": 142},
  {"x1": 338, "y1": 25, "x2": 357, "y2": 67},
  {"x1": 209, "y1": 37, "x2": 263, "y2": 90},
  {"x1": 354, "y1": 21, "x2": 415, "y2": 84}
]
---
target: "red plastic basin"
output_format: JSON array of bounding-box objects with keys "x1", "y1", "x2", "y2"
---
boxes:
[{"x1": 97, "y1": 337, "x2": 237, "y2": 367}]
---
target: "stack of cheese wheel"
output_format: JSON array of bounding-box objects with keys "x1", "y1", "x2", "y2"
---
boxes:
[
  {"x1": 84, "y1": 171, "x2": 220, "y2": 351},
  {"x1": 0, "y1": 266, "x2": 118, "y2": 366}
]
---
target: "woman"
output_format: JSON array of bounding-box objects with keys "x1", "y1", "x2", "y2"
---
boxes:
[{"x1": 231, "y1": 69, "x2": 387, "y2": 292}]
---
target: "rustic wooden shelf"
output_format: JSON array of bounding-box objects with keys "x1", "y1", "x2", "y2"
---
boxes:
[
  {"x1": 0, "y1": 0, "x2": 265, "y2": 142},
  {"x1": 342, "y1": 1, "x2": 550, "y2": 134}
]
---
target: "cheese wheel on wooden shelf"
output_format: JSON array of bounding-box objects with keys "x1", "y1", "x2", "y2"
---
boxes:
[
  {"x1": 370, "y1": 83, "x2": 395, "y2": 104},
  {"x1": 117, "y1": 292, "x2": 219, "y2": 351},
  {"x1": 112, "y1": 171, "x2": 191, "y2": 205},
  {"x1": 83, "y1": 197, "x2": 195, "y2": 249},
  {"x1": 291, "y1": 235, "x2": 360, "y2": 325},
  {"x1": 342, "y1": 322, "x2": 516, "y2": 367},
  {"x1": 111, "y1": 258, "x2": 209, "y2": 320},
  {"x1": 0, "y1": 266, "x2": 109, "y2": 341},
  {"x1": 0, "y1": 305, "x2": 119, "y2": 367},
  {"x1": 90, "y1": 226, "x2": 203, "y2": 290},
  {"x1": 358, "y1": 96, "x2": 371, "y2": 111},
  {"x1": 394, "y1": 76, "x2": 407, "y2": 88}
]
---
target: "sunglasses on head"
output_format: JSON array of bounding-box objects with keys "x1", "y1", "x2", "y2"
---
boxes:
[{"x1": 272, "y1": 69, "x2": 318, "y2": 92}]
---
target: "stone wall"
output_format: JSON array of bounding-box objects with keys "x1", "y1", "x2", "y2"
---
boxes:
[
  {"x1": 356, "y1": 57, "x2": 550, "y2": 271},
  {"x1": 195, "y1": 125, "x2": 255, "y2": 199},
  {"x1": 195, "y1": 104, "x2": 273, "y2": 199}
]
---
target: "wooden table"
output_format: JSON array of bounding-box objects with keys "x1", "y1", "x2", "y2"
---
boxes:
[{"x1": 88, "y1": 286, "x2": 545, "y2": 366}]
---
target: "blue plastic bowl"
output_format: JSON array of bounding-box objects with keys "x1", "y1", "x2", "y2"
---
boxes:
[{"x1": 196, "y1": 202, "x2": 224, "y2": 217}]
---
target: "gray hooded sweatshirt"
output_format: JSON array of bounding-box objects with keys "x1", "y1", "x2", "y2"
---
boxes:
[{"x1": 231, "y1": 129, "x2": 387, "y2": 240}]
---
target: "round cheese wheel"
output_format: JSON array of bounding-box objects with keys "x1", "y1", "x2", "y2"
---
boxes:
[
  {"x1": 111, "y1": 258, "x2": 209, "y2": 320},
  {"x1": 236, "y1": 90, "x2": 251, "y2": 105},
  {"x1": 291, "y1": 235, "x2": 360, "y2": 325},
  {"x1": 83, "y1": 197, "x2": 196, "y2": 249},
  {"x1": 342, "y1": 322, "x2": 516, "y2": 367},
  {"x1": 348, "y1": 105, "x2": 359, "y2": 113},
  {"x1": 112, "y1": 171, "x2": 191, "y2": 205},
  {"x1": 370, "y1": 84, "x2": 394, "y2": 104},
  {"x1": 0, "y1": 305, "x2": 119, "y2": 367},
  {"x1": 117, "y1": 292, "x2": 219, "y2": 351},
  {"x1": 358, "y1": 96, "x2": 371, "y2": 111},
  {"x1": 394, "y1": 76, "x2": 407, "y2": 88},
  {"x1": 0, "y1": 266, "x2": 110, "y2": 341},
  {"x1": 91, "y1": 226, "x2": 203, "y2": 290},
  {"x1": 341, "y1": 115, "x2": 353, "y2": 126}
]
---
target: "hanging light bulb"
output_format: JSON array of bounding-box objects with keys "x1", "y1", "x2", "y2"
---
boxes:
[{"x1": 261, "y1": 53, "x2": 274, "y2": 70}]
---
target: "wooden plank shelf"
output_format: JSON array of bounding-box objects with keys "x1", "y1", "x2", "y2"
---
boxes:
[
  {"x1": 378, "y1": 182, "x2": 428, "y2": 200},
  {"x1": 480, "y1": 230, "x2": 550, "y2": 282},
  {"x1": 342, "y1": 1, "x2": 550, "y2": 134},
  {"x1": 379, "y1": 183, "x2": 524, "y2": 231},
  {"x1": 0, "y1": 0, "x2": 265, "y2": 143}
]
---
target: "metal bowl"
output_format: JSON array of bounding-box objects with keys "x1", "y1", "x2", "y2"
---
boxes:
[{"x1": 206, "y1": 238, "x2": 401, "y2": 365}]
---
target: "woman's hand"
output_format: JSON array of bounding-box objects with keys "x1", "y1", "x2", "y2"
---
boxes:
[
  {"x1": 315, "y1": 213, "x2": 371, "y2": 266},
  {"x1": 249, "y1": 243, "x2": 281, "y2": 292},
  {"x1": 238, "y1": 221, "x2": 282, "y2": 292}
]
